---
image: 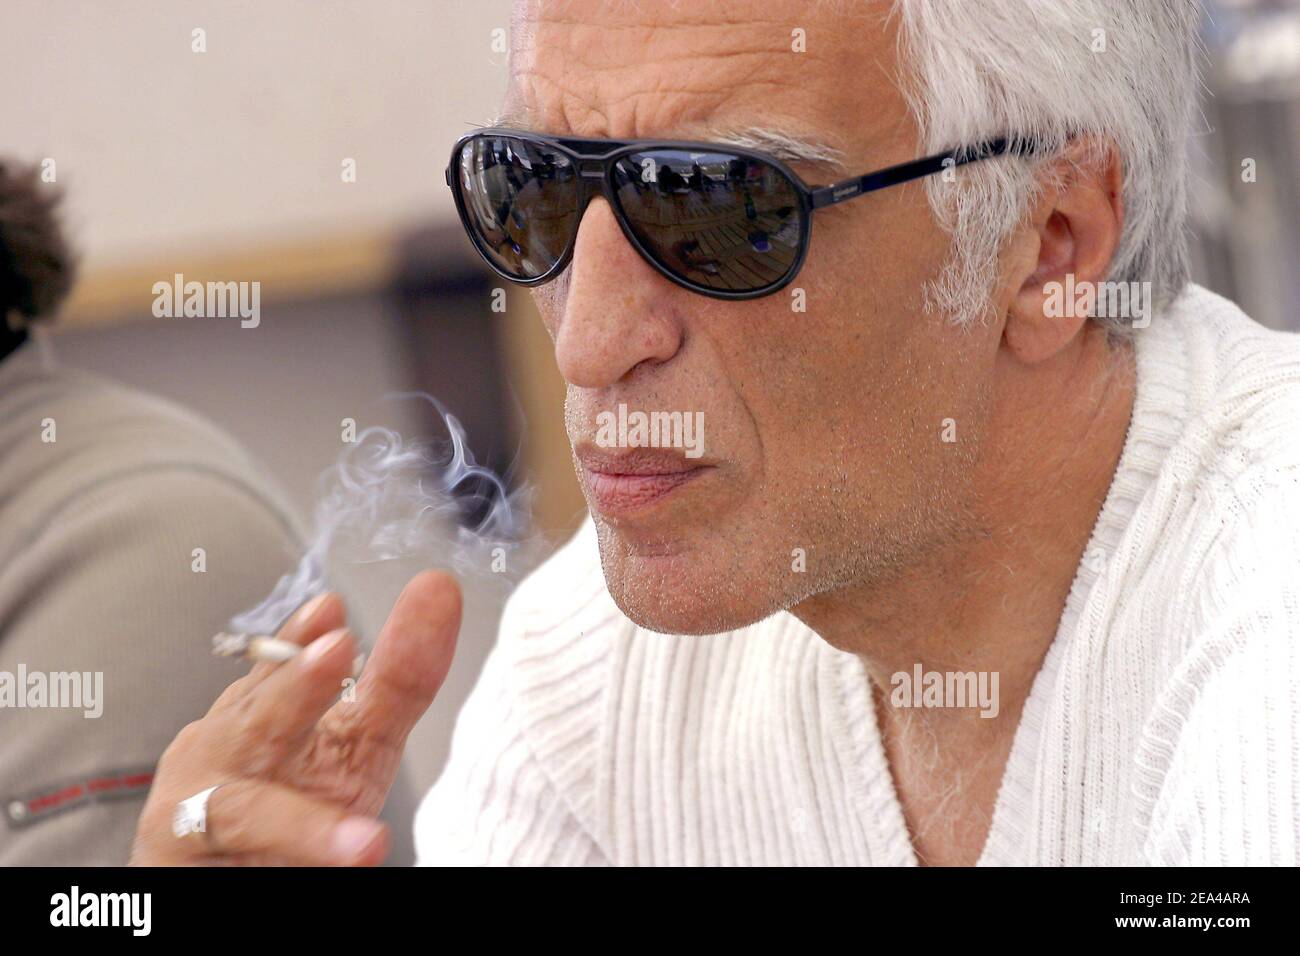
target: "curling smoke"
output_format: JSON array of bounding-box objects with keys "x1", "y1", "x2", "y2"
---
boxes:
[{"x1": 228, "y1": 392, "x2": 529, "y2": 635}]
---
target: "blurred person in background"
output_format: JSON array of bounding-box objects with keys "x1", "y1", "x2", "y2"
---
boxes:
[{"x1": 0, "y1": 160, "x2": 306, "y2": 864}]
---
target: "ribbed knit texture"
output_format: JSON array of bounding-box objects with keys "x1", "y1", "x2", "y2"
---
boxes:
[{"x1": 416, "y1": 284, "x2": 1300, "y2": 866}]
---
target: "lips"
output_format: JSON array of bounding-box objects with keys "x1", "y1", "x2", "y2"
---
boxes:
[{"x1": 575, "y1": 447, "x2": 713, "y2": 517}]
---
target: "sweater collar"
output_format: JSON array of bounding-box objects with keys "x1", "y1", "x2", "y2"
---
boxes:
[
  {"x1": 975, "y1": 289, "x2": 1198, "y2": 865},
  {"x1": 816, "y1": 289, "x2": 1200, "y2": 866}
]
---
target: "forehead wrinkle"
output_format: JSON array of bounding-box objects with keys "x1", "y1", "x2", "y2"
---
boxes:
[
  {"x1": 498, "y1": 62, "x2": 847, "y2": 157},
  {"x1": 501, "y1": 2, "x2": 902, "y2": 173},
  {"x1": 507, "y1": 6, "x2": 852, "y2": 136},
  {"x1": 504, "y1": 62, "x2": 792, "y2": 138},
  {"x1": 512, "y1": 10, "x2": 802, "y2": 98}
]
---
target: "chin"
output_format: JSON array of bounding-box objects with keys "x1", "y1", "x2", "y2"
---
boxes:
[{"x1": 594, "y1": 522, "x2": 791, "y2": 635}]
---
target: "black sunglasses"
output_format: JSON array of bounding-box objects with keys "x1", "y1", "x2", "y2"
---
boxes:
[{"x1": 447, "y1": 127, "x2": 1025, "y2": 300}]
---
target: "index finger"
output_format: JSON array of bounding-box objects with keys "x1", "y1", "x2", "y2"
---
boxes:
[
  {"x1": 323, "y1": 570, "x2": 461, "y2": 749},
  {"x1": 211, "y1": 591, "x2": 347, "y2": 713}
]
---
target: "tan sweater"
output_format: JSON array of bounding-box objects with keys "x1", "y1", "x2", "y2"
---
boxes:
[{"x1": 0, "y1": 343, "x2": 302, "y2": 865}]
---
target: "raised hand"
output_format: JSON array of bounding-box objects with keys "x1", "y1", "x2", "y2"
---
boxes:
[{"x1": 129, "y1": 570, "x2": 461, "y2": 865}]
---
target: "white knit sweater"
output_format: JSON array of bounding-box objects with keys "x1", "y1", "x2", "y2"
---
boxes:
[{"x1": 415, "y1": 284, "x2": 1300, "y2": 866}]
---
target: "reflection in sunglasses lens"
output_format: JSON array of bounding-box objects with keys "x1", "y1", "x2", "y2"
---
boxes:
[
  {"x1": 459, "y1": 136, "x2": 580, "y2": 279},
  {"x1": 611, "y1": 149, "x2": 803, "y2": 292}
]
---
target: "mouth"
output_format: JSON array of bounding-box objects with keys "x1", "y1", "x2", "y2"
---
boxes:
[{"x1": 575, "y1": 447, "x2": 715, "y2": 518}]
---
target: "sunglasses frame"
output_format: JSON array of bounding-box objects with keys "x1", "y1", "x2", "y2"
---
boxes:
[{"x1": 446, "y1": 127, "x2": 1022, "y2": 301}]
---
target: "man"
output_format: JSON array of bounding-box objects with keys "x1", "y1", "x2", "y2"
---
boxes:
[{"x1": 131, "y1": 0, "x2": 1300, "y2": 866}]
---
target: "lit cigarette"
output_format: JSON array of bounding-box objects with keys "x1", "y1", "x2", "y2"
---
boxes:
[{"x1": 212, "y1": 632, "x2": 365, "y2": 679}]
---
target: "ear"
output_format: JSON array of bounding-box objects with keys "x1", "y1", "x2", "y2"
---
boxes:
[{"x1": 1003, "y1": 138, "x2": 1124, "y2": 364}]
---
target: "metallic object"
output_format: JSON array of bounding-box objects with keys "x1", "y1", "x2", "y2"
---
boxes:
[{"x1": 172, "y1": 784, "x2": 221, "y2": 839}]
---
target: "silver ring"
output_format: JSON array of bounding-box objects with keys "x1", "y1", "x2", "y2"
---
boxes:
[{"x1": 172, "y1": 784, "x2": 222, "y2": 839}]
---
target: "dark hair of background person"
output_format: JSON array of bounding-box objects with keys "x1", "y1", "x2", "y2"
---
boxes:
[{"x1": 0, "y1": 161, "x2": 77, "y2": 360}]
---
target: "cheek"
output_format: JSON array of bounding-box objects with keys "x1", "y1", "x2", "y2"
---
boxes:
[
  {"x1": 809, "y1": 172, "x2": 954, "y2": 307},
  {"x1": 529, "y1": 279, "x2": 566, "y2": 342},
  {"x1": 724, "y1": 217, "x2": 963, "y2": 509}
]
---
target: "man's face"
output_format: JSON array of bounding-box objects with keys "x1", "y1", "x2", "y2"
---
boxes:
[{"x1": 511, "y1": 0, "x2": 1001, "y2": 634}]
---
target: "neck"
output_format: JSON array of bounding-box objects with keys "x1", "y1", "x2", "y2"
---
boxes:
[{"x1": 793, "y1": 325, "x2": 1136, "y2": 733}]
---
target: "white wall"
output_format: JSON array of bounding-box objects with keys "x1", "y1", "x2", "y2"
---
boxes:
[{"x1": 1, "y1": 0, "x2": 513, "y2": 271}]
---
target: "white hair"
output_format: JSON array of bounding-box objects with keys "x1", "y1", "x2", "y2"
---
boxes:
[{"x1": 891, "y1": 0, "x2": 1203, "y2": 334}]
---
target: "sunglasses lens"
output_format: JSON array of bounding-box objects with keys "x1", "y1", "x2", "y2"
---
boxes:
[
  {"x1": 456, "y1": 135, "x2": 580, "y2": 280},
  {"x1": 610, "y1": 149, "x2": 804, "y2": 294}
]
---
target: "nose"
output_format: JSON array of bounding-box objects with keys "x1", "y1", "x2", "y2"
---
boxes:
[{"x1": 553, "y1": 196, "x2": 685, "y2": 389}]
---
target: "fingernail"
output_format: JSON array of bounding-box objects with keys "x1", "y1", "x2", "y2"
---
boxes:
[
  {"x1": 301, "y1": 628, "x2": 348, "y2": 667},
  {"x1": 331, "y1": 817, "x2": 385, "y2": 864},
  {"x1": 294, "y1": 592, "x2": 331, "y2": 626}
]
